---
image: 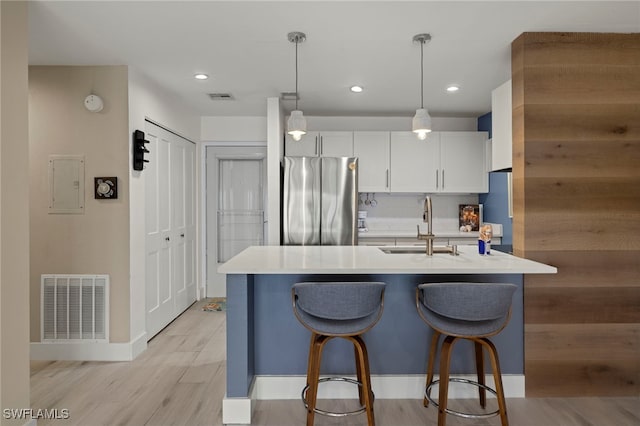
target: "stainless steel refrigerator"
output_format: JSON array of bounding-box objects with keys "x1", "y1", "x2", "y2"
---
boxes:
[{"x1": 283, "y1": 156, "x2": 358, "y2": 245}]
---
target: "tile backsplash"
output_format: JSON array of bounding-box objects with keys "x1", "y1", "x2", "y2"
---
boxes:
[{"x1": 357, "y1": 193, "x2": 480, "y2": 232}]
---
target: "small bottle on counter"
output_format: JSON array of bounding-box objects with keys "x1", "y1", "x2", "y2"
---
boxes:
[{"x1": 478, "y1": 224, "x2": 493, "y2": 255}]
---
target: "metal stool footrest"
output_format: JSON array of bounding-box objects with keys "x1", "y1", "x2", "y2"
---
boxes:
[
  {"x1": 302, "y1": 377, "x2": 375, "y2": 417},
  {"x1": 425, "y1": 377, "x2": 499, "y2": 419}
]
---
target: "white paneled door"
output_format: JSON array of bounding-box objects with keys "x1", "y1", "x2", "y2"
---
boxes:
[
  {"x1": 206, "y1": 146, "x2": 266, "y2": 297},
  {"x1": 145, "y1": 122, "x2": 196, "y2": 339}
]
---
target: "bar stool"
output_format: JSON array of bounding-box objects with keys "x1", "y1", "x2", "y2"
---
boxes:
[
  {"x1": 415, "y1": 282, "x2": 517, "y2": 426},
  {"x1": 292, "y1": 281, "x2": 386, "y2": 426}
]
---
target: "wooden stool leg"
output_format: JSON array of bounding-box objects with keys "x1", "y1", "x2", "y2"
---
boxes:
[
  {"x1": 481, "y1": 338, "x2": 509, "y2": 426},
  {"x1": 438, "y1": 335, "x2": 457, "y2": 426},
  {"x1": 305, "y1": 333, "x2": 317, "y2": 389},
  {"x1": 352, "y1": 335, "x2": 375, "y2": 426},
  {"x1": 360, "y1": 336, "x2": 375, "y2": 412},
  {"x1": 474, "y1": 339, "x2": 486, "y2": 408},
  {"x1": 306, "y1": 334, "x2": 329, "y2": 426},
  {"x1": 354, "y1": 343, "x2": 365, "y2": 405},
  {"x1": 424, "y1": 331, "x2": 441, "y2": 407}
]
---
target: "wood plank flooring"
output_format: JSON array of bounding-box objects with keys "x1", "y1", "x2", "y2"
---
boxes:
[{"x1": 31, "y1": 300, "x2": 640, "y2": 425}]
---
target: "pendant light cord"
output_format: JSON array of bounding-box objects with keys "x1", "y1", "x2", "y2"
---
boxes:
[
  {"x1": 295, "y1": 38, "x2": 299, "y2": 110},
  {"x1": 420, "y1": 40, "x2": 424, "y2": 109}
]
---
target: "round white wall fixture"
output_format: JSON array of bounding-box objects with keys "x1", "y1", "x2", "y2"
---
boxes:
[{"x1": 84, "y1": 94, "x2": 104, "y2": 112}]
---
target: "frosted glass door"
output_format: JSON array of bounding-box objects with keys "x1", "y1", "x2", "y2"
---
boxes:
[{"x1": 217, "y1": 158, "x2": 265, "y2": 262}]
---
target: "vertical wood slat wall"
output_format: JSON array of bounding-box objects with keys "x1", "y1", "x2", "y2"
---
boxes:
[{"x1": 511, "y1": 32, "x2": 640, "y2": 396}]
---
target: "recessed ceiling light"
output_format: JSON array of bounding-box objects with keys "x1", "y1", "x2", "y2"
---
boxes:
[
  {"x1": 446, "y1": 85, "x2": 460, "y2": 93},
  {"x1": 350, "y1": 85, "x2": 363, "y2": 93},
  {"x1": 194, "y1": 73, "x2": 209, "y2": 80}
]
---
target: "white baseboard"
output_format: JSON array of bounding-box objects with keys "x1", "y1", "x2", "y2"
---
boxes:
[
  {"x1": 222, "y1": 395, "x2": 253, "y2": 425},
  {"x1": 252, "y1": 374, "x2": 525, "y2": 400},
  {"x1": 223, "y1": 374, "x2": 524, "y2": 424},
  {"x1": 30, "y1": 332, "x2": 148, "y2": 361}
]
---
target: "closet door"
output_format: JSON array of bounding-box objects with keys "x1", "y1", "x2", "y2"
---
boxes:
[
  {"x1": 171, "y1": 138, "x2": 197, "y2": 314},
  {"x1": 145, "y1": 122, "x2": 196, "y2": 339}
]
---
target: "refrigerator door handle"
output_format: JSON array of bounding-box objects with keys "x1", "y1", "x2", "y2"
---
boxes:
[{"x1": 315, "y1": 136, "x2": 319, "y2": 156}]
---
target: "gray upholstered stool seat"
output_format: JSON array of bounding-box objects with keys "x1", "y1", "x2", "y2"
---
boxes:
[
  {"x1": 292, "y1": 282, "x2": 386, "y2": 426},
  {"x1": 416, "y1": 282, "x2": 517, "y2": 426}
]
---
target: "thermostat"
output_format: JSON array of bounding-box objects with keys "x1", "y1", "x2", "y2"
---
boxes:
[{"x1": 94, "y1": 177, "x2": 117, "y2": 199}]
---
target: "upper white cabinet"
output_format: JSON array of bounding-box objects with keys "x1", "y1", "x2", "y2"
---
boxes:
[
  {"x1": 390, "y1": 132, "x2": 439, "y2": 192},
  {"x1": 319, "y1": 131, "x2": 354, "y2": 156},
  {"x1": 354, "y1": 132, "x2": 390, "y2": 193},
  {"x1": 491, "y1": 80, "x2": 512, "y2": 171},
  {"x1": 286, "y1": 129, "x2": 489, "y2": 194},
  {"x1": 390, "y1": 131, "x2": 488, "y2": 193},
  {"x1": 284, "y1": 131, "x2": 353, "y2": 157},
  {"x1": 439, "y1": 131, "x2": 489, "y2": 193}
]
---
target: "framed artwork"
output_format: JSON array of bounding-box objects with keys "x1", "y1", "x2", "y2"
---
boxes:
[{"x1": 459, "y1": 204, "x2": 481, "y2": 232}]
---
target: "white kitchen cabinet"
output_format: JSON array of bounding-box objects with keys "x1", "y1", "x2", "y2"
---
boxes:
[
  {"x1": 320, "y1": 131, "x2": 353, "y2": 156},
  {"x1": 284, "y1": 131, "x2": 353, "y2": 157},
  {"x1": 491, "y1": 80, "x2": 512, "y2": 171},
  {"x1": 353, "y1": 131, "x2": 390, "y2": 193},
  {"x1": 389, "y1": 131, "x2": 488, "y2": 193},
  {"x1": 439, "y1": 131, "x2": 489, "y2": 193},
  {"x1": 389, "y1": 131, "x2": 439, "y2": 192}
]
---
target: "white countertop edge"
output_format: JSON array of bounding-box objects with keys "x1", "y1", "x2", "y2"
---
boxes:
[{"x1": 218, "y1": 246, "x2": 557, "y2": 275}]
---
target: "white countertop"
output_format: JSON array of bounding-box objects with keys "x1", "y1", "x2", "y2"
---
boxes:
[{"x1": 218, "y1": 245, "x2": 557, "y2": 275}]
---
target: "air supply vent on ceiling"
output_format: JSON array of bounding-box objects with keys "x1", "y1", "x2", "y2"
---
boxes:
[
  {"x1": 281, "y1": 92, "x2": 299, "y2": 101},
  {"x1": 208, "y1": 93, "x2": 235, "y2": 100}
]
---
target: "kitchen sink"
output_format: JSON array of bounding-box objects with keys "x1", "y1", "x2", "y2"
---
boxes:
[{"x1": 379, "y1": 246, "x2": 458, "y2": 255}]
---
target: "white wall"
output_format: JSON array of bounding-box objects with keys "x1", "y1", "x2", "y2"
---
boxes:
[
  {"x1": 266, "y1": 98, "x2": 284, "y2": 245},
  {"x1": 29, "y1": 65, "x2": 131, "y2": 343},
  {"x1": 128, "y1": 68, "x2": 200, "y2": 349},
  {"x1": 201, "y1": 115, "x2": 476, "y2": 141},
  {"x1": 201, "y1": 116, "x2": 267, "y2": 142}
]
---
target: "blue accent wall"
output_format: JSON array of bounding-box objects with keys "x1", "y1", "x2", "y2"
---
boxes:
[
  {"x1": 477, "y1": 111, "x2": 492, "y2": 139},
  {"x1": 480, "y1": 173, "x2": 513, "y2": 245},
  {"x1": 477, "y1": 112, "x2": 513, "y2": 245},
  {"x1": 226, "y1": 272, "x2": 525, "y2": 399}
]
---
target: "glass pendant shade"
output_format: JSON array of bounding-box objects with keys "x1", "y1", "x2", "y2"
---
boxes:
[
  {"x1": 412, "y1": 108, "x2": 432, "y2": 140},
  {"x1": 287, "y1": 110, "x2": 307, "y2": 141}
]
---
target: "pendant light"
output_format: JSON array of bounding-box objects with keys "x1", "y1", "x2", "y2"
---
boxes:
[
  {"x1": 412, "y1": 33, "x2": 432, "y2": 140},
  {"x1": 287, "y1": 32, "x2": 307, "y2": 141}
]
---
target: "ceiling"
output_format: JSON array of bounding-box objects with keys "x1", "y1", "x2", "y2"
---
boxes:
[{"x1": 28, "y1": 1, "x2": 639, "y2": 118}]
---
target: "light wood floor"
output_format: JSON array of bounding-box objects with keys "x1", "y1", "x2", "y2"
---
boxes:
[{"x1": 31, "y1": 300, "x2": 640, "y2": 426}]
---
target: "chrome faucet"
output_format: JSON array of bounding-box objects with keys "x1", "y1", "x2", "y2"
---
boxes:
[{"x1": 417, "y1": 196, "x2": 435, "y2": 256}]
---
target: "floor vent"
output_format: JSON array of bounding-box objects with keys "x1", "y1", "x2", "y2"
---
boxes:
[{"x1": 41, "y1": 275, "x2": 109, "y2": 342}]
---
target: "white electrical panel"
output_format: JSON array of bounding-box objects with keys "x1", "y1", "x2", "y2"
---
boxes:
[{"x1": 48, "y1": 155, "x2": 85, "y2": 214}]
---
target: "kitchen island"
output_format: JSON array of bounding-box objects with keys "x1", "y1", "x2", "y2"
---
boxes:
[{"x1": 218, "y1": 245, "x2": 556, "y2": 424}]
